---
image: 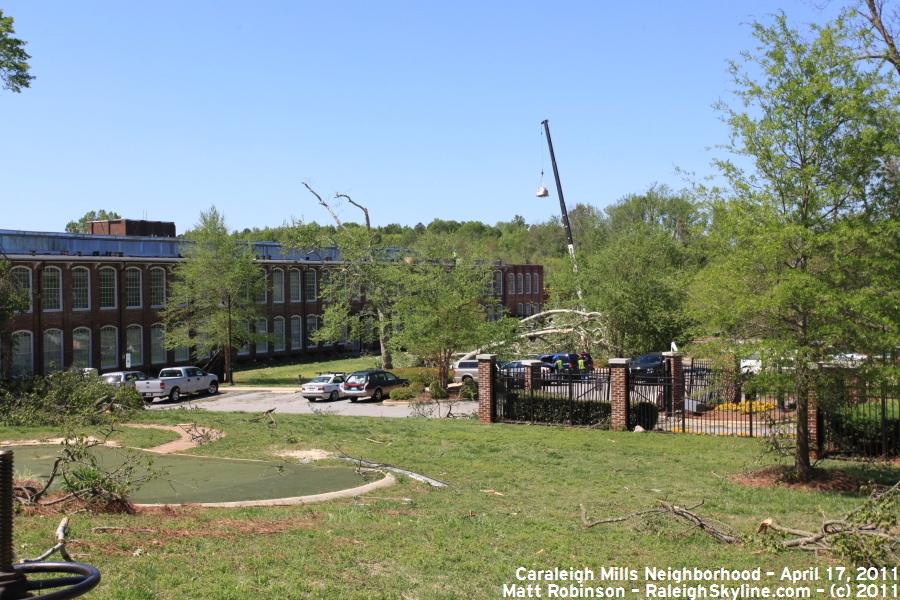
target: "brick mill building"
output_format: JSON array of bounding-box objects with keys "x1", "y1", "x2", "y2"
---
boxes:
[{"x1": 0, "y1": 220, "x2": 544, "y2": 378}]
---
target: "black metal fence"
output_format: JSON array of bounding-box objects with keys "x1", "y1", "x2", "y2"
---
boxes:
[
  {"x1": 818, "y1": 374, "x2": 899, "y2": 458},
  {"x1": 494, "y1": 368, "x2": 611, "y2": 427}
]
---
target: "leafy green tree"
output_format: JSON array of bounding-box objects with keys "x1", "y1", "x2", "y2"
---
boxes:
[
  {"x1": 65, "y1": 210, "x2": 123, "y2": 233},
  {"x1": 390, "y1": 258, "x2": 516, "y2": 386},
  {"x1": 160, "y1": 207, "x2": 263, "y2": 384},
  {"x1": 0, "y1": 259, "x2": 29, "y2": 378},
  {"x1": 0, "y1": 9, "x2": 32, "y2": 93},
  {"x1": 690, "y1": 13, "x2": 899, "y2": 480}
]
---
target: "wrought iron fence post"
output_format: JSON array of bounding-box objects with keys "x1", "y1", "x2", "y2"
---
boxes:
[
  {"x1": 881, "y1": 380, "x2": 888, "y2": 457},
  {"x1": 0, "y1": 451, "x2": 28, "y2": 599},
  {"x1": 749, "y1": 396, "x2": 754, "y2": 438}
]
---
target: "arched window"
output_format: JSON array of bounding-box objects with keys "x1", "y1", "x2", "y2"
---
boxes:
[
  {"x1": 100, "y1": 326, "x2": 118, "y2": 369},
  {"x1": 517, "y1": 303, "x2": 524, "y2": 316},
  {"x1": 525, "y1": 273, "x2": 532, "y2": 294},
  {"x1": 533, "y1": 272, "x2": 541, "y2": 295},
  {"x1": 306, "y1": 314, "x2": 318, "y2": 346},
  {"x1": 255, "y1": 270, "x2": 268, "y2": 304},
  {"x1": 289, "y1": 269, "x2": 302, "y2": 303},
  {"x1": 12, "y1": 330, "x2": 33, "y2": 377},
  {"x1": 290, "y1": 316, "x2": 303, "y2": 350},
  {"x1": 273, "y1": 317, "x2": 285, "y2": 351},
  {"x1": 11, "y1": 267, "x2": 32, "y2": 312},
  {"x1": 72, "y1": 327, "x2": 91, "y2": 369},
  {"x1": 272, "y1": 269, "x2": 284, "y2": 303},
  {"x1": 72, "y1": 266, "x2": 90, "y2": 310},
  {"x1": 43, "y1": 329, "x2": 64, "y2": 373},
  {"x1": 99, "y1": 267, "x2": 117, "y2": 309},
  {"x1": 256, "y1": 318, "x2": 268, "y2": 353},
  {"x1": 125, "y1": 325, "x2": 143, "y2": 366},
  {"x1": 304, "y1": 270, "x2": 317, "y2": 303},
  {"x1": 150, "y1": 324, "x2": 166, "y2": 364},
  {"x1": 174, "y1": 346, "x2": 190, "y2": 363},
  {"x1": 125, "y1": 268, "x2": 142, "y2": 309},
  {"x1": 516, "y1": 273, "x2": 523, "y2": 295},
  {"x1": 493, "y1": 271, "x2": 503, "y2": 296},
  {"x1": 238, "y1": 322, "x2": 251, "y2": 356},
  {"x1": 149, "y1": 267, "x2": 166, "y2": 307},
  {"x1": 42, "y1": 267, "x2": 62, "y2": 311},
  {"x1": 506, "y1": 272, "x2": 515, "y2": 297}
]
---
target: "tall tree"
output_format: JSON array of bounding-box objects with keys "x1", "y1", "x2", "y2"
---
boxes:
[
  {"x1": 0, "y1": 9, "x2": 32, "y2": 93},
  {"x1": 690, "y1": 13, "x2": 899, "y2": 480},
  {"x1": 160, "y1": 207, "x2": 263, "y2": 384},
  {"x1": 390, "y1": 257, "x2": 515, "y2": 386},
  {"x1": 65, "y1": 210, "x2": 123, "y2": 233}
]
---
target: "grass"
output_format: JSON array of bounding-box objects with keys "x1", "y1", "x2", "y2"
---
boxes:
[
  {"x1": 232, "y1": 355, "x2": 446, "y2": 387},
  {"x1": 0, "y1": 423, "x2": 178, "y2": 449},
  {"x1": 8, "y1": 411, "x2": 898, "y2": 599}
]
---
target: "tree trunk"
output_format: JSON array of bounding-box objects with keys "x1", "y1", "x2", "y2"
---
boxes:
[
  {"x1": 378, "y1": 309, "x2": 393, "y2": 369},
  {"x1": 225, "y1": 301, "x2": 233, "y2": 385},
  {"x1": 794, "y1": 366, "x2": 812, "y2": 481}
]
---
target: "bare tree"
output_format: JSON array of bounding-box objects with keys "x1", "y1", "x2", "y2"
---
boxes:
[{"x1": 855, "y1": 0, "x2": 900, "y2": 74}]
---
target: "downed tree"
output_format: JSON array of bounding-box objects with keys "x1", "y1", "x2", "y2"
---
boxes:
[
  {"x1": 757, "y1": 481, "x2": 899, "y2": 565},
  {"x1": 21, "y1": 517, "x2": 73, "y2": 563},
  {"x1": 580, "y1": 499, "x2": 739, "y2": 544}
]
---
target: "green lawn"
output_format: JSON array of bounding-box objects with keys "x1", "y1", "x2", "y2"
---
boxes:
[
  {"x1": 232, "y1": 355, "x2": 444, "y2": 387},
  {"x1": 8, "y1": 412, "x2": 898, "y2": 599}
]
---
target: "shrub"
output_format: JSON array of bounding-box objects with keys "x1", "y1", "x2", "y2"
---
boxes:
[
  {"x1": 0, "y1": 371, "x2": 143, "y2": 427},
  {"x1": 827, "y1": 400, "x2": 900, "y2": 457},
  {"x1": 429, "y1": 384, "x2": 449, "y2": 400},
  {"x1": 498, "y1": 393, "x2": 611, "y2": 427},
  {"x1": 407, "y1": 368, "x2": 441, "y2": 389},
  {"x1": 389, "y1": 385, "x2": 418, "y2": 401},
  {"x1": 632, "y1": 401, "x2": 659, "y2": 430},
  {"x1": 459, "y1": 379, "x2": 478, "y2": 401}
]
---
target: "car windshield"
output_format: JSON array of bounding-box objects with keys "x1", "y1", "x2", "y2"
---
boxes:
[
  {"x1": 310, "y1": 376, "x2": 330, "y2": 383},
  {"x1": 634, "y1": 355, "x2": 660, "y2": 365},
  {"x1": 158, "y1": 369, "x2": 182, "y2": 378}
]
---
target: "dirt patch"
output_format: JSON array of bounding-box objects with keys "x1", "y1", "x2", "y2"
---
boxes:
[
  {"x1": 729, "y1": 466, "x2": 870, "y2": 493},
  {"x1": 274, "y1": 449, "x2": 332, "y2": 462},
  {"x1": 1, "y1": 437, "x2": 120, "y2": 449}
]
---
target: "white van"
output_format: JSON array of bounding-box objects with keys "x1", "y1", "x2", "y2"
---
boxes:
[{"x1": 452, "y1": 360, "x2": 479, "y2": 383}]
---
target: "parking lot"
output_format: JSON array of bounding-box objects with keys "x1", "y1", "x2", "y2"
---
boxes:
[{"x1": 146, "y1": 388, "x2": 479, "y2": 419}]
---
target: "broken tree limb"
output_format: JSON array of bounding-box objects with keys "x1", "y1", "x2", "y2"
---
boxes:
[
  {"x1": 303, "y1": 181, "x2": 341, "y2": 226},
  {"x1": 580, "y1": 500, "x2": 739, "y2": 544},
  {"x1": 21, "y1": 517, "x2": 73, "y2": 563},
  {"x1": 757, "y1": 481, "x2": 899, "y2": 561},
  {"x1": 335, "y1": 193, "x2": 370, "y2": 229},
  {"x1": 334, "y1": 448, "x2": 448, "y2": 488}
]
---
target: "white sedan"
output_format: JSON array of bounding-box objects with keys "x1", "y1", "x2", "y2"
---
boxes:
[{"x1": 300, "y1": 373, "x2": 346, "y2": 402}]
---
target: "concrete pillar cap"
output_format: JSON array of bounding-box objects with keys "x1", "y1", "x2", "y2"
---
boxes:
[
  {"x1": 476, "y1": 354, "x2": 497, "y2": 361},
  {"x1": 662, "y1": 351, "x2": 683, "y2": 358},
  {"x1": 607, "y1": 358, "x2": 629, "y2": 366}
]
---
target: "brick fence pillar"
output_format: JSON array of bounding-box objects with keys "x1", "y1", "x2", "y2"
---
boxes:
[
  {"x1": 477, "y1": 354, "x2": 497, "y2": 424},
  {"x1": 522, "y1": 359, "x2": 542, "y2": 391},
  {"x1": 663, "y1": 352, "x2": 684, "y2": 412},
  {"x1": 609, "y1": 358, "x2": 629, "y2": 431}
]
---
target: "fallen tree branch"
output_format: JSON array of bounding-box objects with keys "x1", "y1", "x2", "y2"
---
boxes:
[
  {"x1": 303, "y1": 181, "x2": 341, "y2": 226},
  {"x1": 21, "y1": 517, "x2": 73, "y2": 563},
  {"x1": 580, "y1": 499, "x2": 739, "y2": 544},
  {"x1": 757, "y1": 481, "x2": 899, "y2": 563},
  {"x1": 334, "y1": 448, "x2": 448, "y2": 488}
]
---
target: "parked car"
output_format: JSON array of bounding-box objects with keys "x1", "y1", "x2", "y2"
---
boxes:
[
  {"x1": 539, "y1": 353, "x2": 581, "y2": 373},
  {"x1": 499, "y1": 360, "x2": 552, "y2": 389},
  {"x1": 628, "y1": 353, "x2": 665, "y2": 382},
  {"x1": 101, "y1": 371, "x2": 148, "y2": 389},
  {"x1": 134, "y1": 366, "x2": 219, "y2": 402},
  {"x1": 340, "y1": 369, "x2": 409, "y2": 402},
  {"x1": 301, "y1": 373, "x2": 346, "y2": 402},
  {"x1": 452, "y1": 359, "x2": 479, "y2": 383}
]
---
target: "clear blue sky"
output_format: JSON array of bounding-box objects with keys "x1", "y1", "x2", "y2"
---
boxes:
[{"x1": 1, "y1": 1, "x2": 841, "y2": 233}]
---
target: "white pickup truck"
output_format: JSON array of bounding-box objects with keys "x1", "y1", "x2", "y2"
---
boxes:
[{"x1": 134, "y1": 366, "x2": 219, "y2": 402}]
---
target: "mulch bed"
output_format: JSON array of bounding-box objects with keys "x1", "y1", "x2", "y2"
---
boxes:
[{"x1": 728, "y1": 466, "x2": 870, "y2": 493}]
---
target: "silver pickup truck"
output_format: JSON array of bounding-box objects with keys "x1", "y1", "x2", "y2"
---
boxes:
[{"x1": 134, "y1": 366, "x2": 219, "y2": 402}]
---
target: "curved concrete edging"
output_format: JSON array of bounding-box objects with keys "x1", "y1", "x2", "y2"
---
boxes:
[{"x1": 133, "y1": 471, "x2": 396, "y2": 509}]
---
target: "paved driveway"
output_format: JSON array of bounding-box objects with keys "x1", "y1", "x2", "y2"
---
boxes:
[{"x1": 146, "y1": 388, "x2": 478, "y2": 419}]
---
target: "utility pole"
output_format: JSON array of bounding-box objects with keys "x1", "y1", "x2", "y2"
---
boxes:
[{"x1": 541, "y1": 119, "x2": 583, "y2": 303}]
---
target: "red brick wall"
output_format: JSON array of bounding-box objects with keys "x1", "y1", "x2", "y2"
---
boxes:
[
  {"x1": 609, "y1": 358, "x2": 629, "y2": 430},
  {"x1": 477, "y1": 355, "x2": 496, "y2": 423}
]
